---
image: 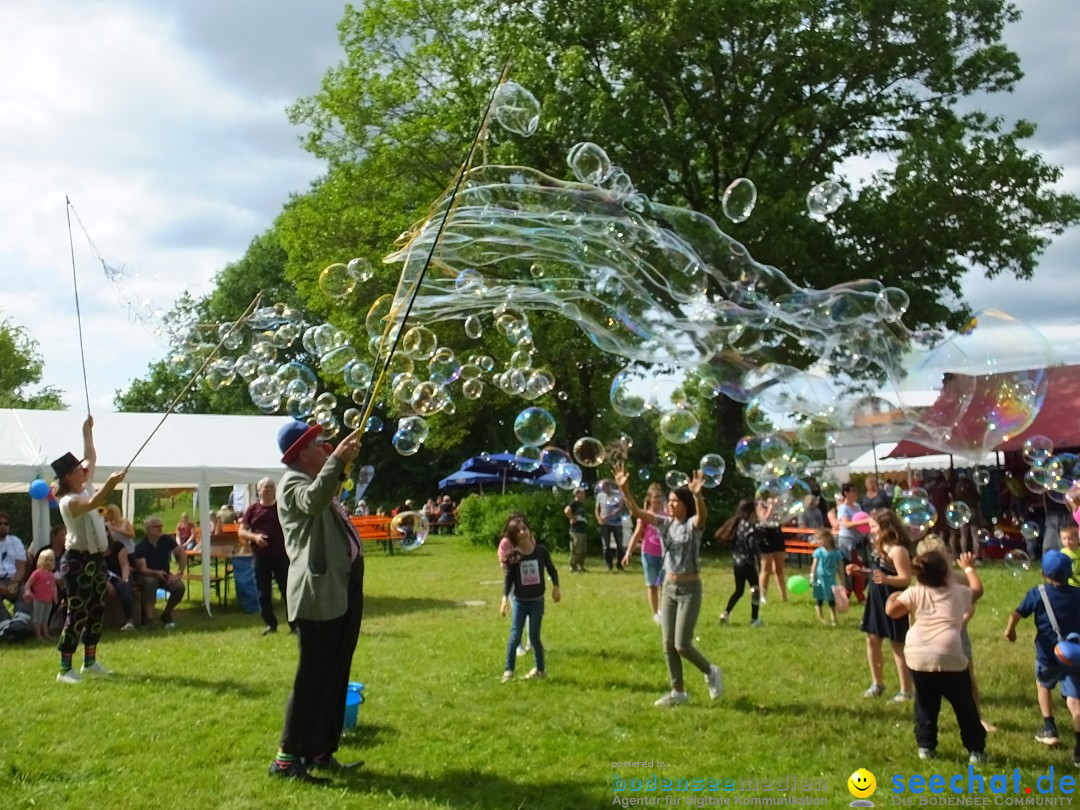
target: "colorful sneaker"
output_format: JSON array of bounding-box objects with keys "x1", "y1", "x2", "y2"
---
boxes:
[
  {"x1": 863, "y1": 683, "x2": 885, "y2": 698},
  {"x1": 969, "y1": 751, "x2": 987, "y2": 765},
  {"x1": 654, "y1": 690, "x2": 689, "y2": 707},
  {"x1": 705, "y1": 664, "x2": 724, "y2": 700},
  {"x1": 501, "y1": 670, "x2": 514, "y2": 683},
  {"x1": 81, "y1": 661, "x2": 112, "y2": 676},
  {"x1": 1035, "y1": 727, "x2": 1060, "y2": 746},
  {"x1": 56, "y1": 669, "x2": 82, "y2": 685},
  {"x1": 917, "y1": 747, "x2": 936, "y2": 760}
]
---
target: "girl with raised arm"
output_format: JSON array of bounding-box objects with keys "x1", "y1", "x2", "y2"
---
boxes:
[{"x1": 613, "y1": 462, "x2": 723, "y2": 707}]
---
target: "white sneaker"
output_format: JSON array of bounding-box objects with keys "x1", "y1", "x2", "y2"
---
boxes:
[
  {"x1": 120, "y1": 622, "x2": 136, "y2": 632},
  {"x1": 81, "y1": 661, "x2": 112, "y2": 676},
  {"x1": 750, "y1": 619, "x2": 765, "y2": 628},
  {"x1": 759, "y1": 595, "x2": 767, "y2": 605},
  {"x1": 652, "y1": 613, "x2": 662, "y2": 625},
  {"x1": 654, "y1": 690, "x2": 689, "y2": 707},
  {"x1": 501, "y1": 670, "x2": 514, "y2": 683},
  {"x1": 515, "y1": 645, "x2": 528, "y2": 657},
  {"x1": 56, "y1": 669, "x2": 82, "y2": 685},
  {"x1": 705, "y1": 664, "x2": 724, "y2": 700}
]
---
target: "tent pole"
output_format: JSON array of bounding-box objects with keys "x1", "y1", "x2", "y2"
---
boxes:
[
  {"x1": 872, "y1": 438, "x2": 879, "y2": 478},
  {"x1": 198, "y1": 472, "x2": 213, "y2": 617}
]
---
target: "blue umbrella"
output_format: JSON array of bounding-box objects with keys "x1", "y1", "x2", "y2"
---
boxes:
[{"x1": 460, "y1": 452, "x2": 550, "y2": 479}]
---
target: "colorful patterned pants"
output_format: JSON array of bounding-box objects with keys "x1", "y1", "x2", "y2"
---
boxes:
[{"x1": 57, "y1": 550, "x2": 107, "y2": 654}]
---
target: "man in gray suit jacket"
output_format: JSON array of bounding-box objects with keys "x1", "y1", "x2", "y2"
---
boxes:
[{"x1": 269, "y1": 420, "x2": 364, "y2": 784}]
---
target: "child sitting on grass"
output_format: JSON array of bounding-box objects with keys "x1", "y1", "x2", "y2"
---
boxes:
[
  {"x1": 887, "y1": 549, "x2": 986, "y2": 763},
  {"x1": 1004, "y1": 549, "x2": 1080, "y2": 765},
  {"x1": 499, "y1": 517, "x2": 560, "y2": 682},
  {"x1": 809, "y1": 528, "x2": 843, "y2": 626}
]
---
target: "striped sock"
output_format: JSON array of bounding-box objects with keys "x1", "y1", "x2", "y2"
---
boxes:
[
  {"x1": 60, "y1": 653, "x2": 73, "y2": 673},
  {"x1": 84, "y1": 645, "x2": 97, "y2": 667},
  {"x1": 274, "y1": 750, "x2": 297, "y2": 769}
]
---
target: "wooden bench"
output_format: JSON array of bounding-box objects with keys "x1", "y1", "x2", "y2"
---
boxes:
[
  {"x1": 782, "y1": 527, "x2": 830, "y2": 567},
  {"x1": 351, "y1": 515, "x2": 398, "y2": 554}
]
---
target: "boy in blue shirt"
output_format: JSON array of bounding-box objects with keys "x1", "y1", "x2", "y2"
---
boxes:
[{"x1": 1005, "y1": 549, "x2": 1080, "y2": 764}]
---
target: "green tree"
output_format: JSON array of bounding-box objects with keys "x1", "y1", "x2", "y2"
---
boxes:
[
  {"x1": 0, "y1": 313, "x2": 64, "y2": 409},
  {"x1": 282, "y1": 0, "x2": 1079, "y2": 459}
]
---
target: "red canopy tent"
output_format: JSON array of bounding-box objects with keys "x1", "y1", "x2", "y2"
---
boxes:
[{"x1": 888, "y1": 364, "x2": 1080, "y2": 460}]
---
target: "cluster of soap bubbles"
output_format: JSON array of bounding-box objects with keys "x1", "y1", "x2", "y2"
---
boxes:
[{"x1": 1018, "y1": 435, "x2": 1080, "y2": 507}]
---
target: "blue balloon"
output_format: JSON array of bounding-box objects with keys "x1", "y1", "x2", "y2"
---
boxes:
[{"x1": 28, "y1": 479, "x2": 50, "y2": 500}]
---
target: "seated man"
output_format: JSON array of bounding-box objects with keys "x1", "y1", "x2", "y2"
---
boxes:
[
  {"x1": 436, "y1": 495, "x2": 456, "y2": 535},
  {"x1": 132, "y1": 516, "x2": 186, "y2": 629},
  {"x1": 0, "y1": 511, "x2": 28, "y2": 621}
]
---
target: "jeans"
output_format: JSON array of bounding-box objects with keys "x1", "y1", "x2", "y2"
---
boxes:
[
  {"x1": 506, "y1": 597, "x2": 545, "y2": 673},
  {"x1": 601, "y1": 524, "x2": 624, "y2": 570},
  {"x1": 109, "y1": 576, "x2": 136, "y2": 623},
  {"x1": 255, "y1": 554, "x2": 291, "y2": 630},
  {"x1": 660, "y1": 580, "x2": 712, "y2": 688}
]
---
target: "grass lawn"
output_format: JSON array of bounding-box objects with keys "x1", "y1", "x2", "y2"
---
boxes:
[{"x1": 1, "y1": 535, "x2": 1075, "y2": 809}]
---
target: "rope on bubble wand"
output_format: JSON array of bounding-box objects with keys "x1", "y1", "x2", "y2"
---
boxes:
[
  {"x1": 355, "y1": 55, "x2": 515, "y2": 433},
  {"x1": 65, "y1": 196, "x2": 93, "y2": 417}
]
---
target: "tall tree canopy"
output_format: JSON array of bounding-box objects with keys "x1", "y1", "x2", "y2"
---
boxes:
[{"x1": 0, "y1": 313, "x2": 63, "y2": 409}]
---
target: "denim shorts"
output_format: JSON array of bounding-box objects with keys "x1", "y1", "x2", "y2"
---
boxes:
[
  {"x1": 1036, "y1": 657, "x2": 1080, "y2": 698},
  {"x1": 641, "y1": 553, "x2": 663, "y2": 587}
]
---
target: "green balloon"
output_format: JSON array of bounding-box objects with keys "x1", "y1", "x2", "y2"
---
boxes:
[{"x1": 787, "y1": 574, "x2": 810, "y2": 595}]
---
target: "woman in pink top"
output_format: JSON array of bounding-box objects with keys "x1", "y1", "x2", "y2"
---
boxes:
[
  {"x1": 497, "y1": 512, "x2": 531, "y2": 658},
  {"x1": 623, "y1": 483, "x2": 666, "y2": 624}
]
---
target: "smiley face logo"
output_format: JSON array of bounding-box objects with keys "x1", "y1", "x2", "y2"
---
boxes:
[{"x1": 847, "y1": 768, "x2": 876, "y2": 799}]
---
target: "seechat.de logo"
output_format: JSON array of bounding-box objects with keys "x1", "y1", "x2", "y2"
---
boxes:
[{"x1": 848, "y1": 767, "x2": 877, "y2": 807}]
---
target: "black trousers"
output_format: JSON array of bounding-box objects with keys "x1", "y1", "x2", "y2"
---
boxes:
[
  {"x1": 911, "y1": 668, "x2": 985, "y2": 753},
  {"x1": 725, "y1": 562, "x2": 760, "y2": 620},
  {"x1": 601, "y1": 524, "x2": 624, "y2": 570},
  {"x1": 280, "y1": 557, "x2": 364, "y2": 758},
  {"x1": 255, "y1": 554, "x2": 290, "y2": 630}
]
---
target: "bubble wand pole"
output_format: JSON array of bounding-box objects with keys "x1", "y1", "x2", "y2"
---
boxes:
[
  {"x1": 65, "y1": 196, "x2": 93, "y2": 417},
  {"x1": 122, "y1": 292, "x2": 263, "y2": 473},
  {"x1": 357, "y1": 55, "x2": 514, "y2": 431}
]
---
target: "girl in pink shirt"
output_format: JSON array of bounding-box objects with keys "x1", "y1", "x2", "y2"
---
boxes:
[
  {"x1": 497, "y1": 512, "x2": 530, "y2": 658},
  {"x1": 25, "y1": 549, "x2": 59, "y2": 640},
  {"x1": 623, "y1": 483, "x2": 666, "y2": 624}
]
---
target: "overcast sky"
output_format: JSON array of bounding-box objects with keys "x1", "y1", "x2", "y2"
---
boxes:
[{"x1": 1, "y1": 0, "x2": 1078, "y2": 414}]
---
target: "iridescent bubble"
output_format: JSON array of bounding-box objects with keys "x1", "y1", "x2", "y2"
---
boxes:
[
  {"x1": 272, "y1": 323, "x2": 300, "y2": 348},
  {"x1": 392, "y1": 429, "x2": 422, "y2": 456},
  {"x1": 1005, "y1": 549, "x2": 1031, "y2": 575},
  {"x1": 1020, "y1": 521, "x2": 1041, "y2": 541},
  {"x1": 314, "y1": 411, "x2": 340, "y2": 440},
  {"x1": 464, "y1": 315, "x2": 483, "y2": 339},
  {"x1": 343, "y1": 408, "x2": 362, "y2": 429},
  {"x1": 250, "y1": 340, "x2": 277, "y2": 364},
  {"x1": 455, "y1": 268, "x2": 484, "y2": 294},
  {"x1": 637, "y1": 467, "x2": 652, "y2": 482},
  {"x1": 393, "y1": 373, "x2": 420, "y2": 404},
  {"x1": 390, "y1": 511, "x2": 429, "y2": 545},
  {"x1": 204, "y1": 359, "x2": 236, "y2": 391},
  {"x1": 567, "y1": 142, "x2": 613, "y2": 185},
  {"x1": 428, "y1": 348, "x2": 462, "y2": 385},
  {"x1": 514, "y1": 407, "x2": 557, "y2": 447},
  {"x1": 321, "y1": 345, "x2": 358, "y2": 375},
  {"x1": 478, "y1": 355, "x2": 495, "y2": 373},
  {"x1": 659, "y1": 409, "x2": 700, "y2": 444},
  {"x1": 491, "y1": 81, "x2": 540, "y2": 137},
  {"x1": 514, "y1": 445, "x2": 543, "y2": 473},
  {"x1": 398, "y1": 415, "x2": 430, "y2": 444},
  {"x1": 897, "y1": 497, "x2": 937, "y2": 535},
  {"x1": 319, "y1": 262, "x2": 356, "y2": 298},
  {"x1": 759, "y1": 434, "x2": 793, "y2": 465},
  {"x1": 234, "y1": 355, "x2": 258, "y2": 380},
  {"x1": 721, "y1": 178, "x2": 757, "y2": 223},
  {"x1": 665, "y1": 470, "x2": 689, "y2": 489},
  {"x1": 1022, "y1": 435, "x2": 1054, "y2": 466},
  {"x1": 573, "y1": 437, "x2": 605, "y2": 468},
  {"x1": 700, "y1": 454, "x2": 726, "y2": 488},
  {"x1": 972, "y1": 468, "x2": 990, "y2": 487},
  {"x1": 314, "y1": 392, "x2": 337, "y2": 411},
  {"x1": 364, "y1": 416, "x2": 383, "y2": 434},
  {"x1": 806, "y1": 180, "x2": 847, "y2": 222},
  {"x1": 346, "y1": 257, "x2": 374, "y2": 283},
  {"x1": 524, "y1": 369, "x2": 555, "y2": 399},
  {"x1": 1025, "y1": 466, "x2": 1052, "y2": 495},
  {"x1": 540, "y1": 446, "x2": 572, "y2": 470},
  {"x1": 945, "y1": 501, "x2": 973, "y2": 529},
  {"x1": 365, "y1": 294, "x2": 395, "y2": 339},
  {"x1": 343, "y1": 360, "x2": 372, "y2": 389},
  {"x1": 661, "y1": 452, "x2": 677, "y2": 468},
  {"x1": 403, "y1": 326, "x2": 438, "y2": 361},
  {"x1": 610, "y1": 366, "x2": 650, "y2": 418},
  {"x1": 411, "y1": 381, "x2": 451, "y2": 416},
  {"x1": 286, "y1": 393, "x2": 314, "y2": 420},
  {"x1": 462, "y1": 378, "x2": 484, "y2": 399},
  {"x1": 218, "y1": 321, "x2": 245, "y2": 350},
  {"x1": 594, "y1": 479, "x2": 623, "y2": 510},
  {"x1": 553, "y1": 461, "x2": 583, "y2": 490}
]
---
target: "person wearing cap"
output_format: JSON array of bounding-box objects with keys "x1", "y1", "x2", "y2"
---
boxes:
[
  {"x1": 269, "y1": 419, "x2": 364, "y2": 784},
  {"x1": 564, "y1": 487, "x2": 589, "y2": 573},
  {"x1": 51, "y1": 416, "x2": 126, "y2": 684},
  {"x1": 0, "y1": 510, "x2": 29, "y2": 621},
  {"x1": 1005, "y1": 548, "x2": 1080, "y2": 763}
]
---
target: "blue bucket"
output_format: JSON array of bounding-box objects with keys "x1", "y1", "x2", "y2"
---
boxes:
[{"x1": 343, "y1": 689, "x2": 361, "y2": 729}]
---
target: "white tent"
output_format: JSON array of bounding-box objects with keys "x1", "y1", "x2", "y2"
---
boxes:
[
  {"x1": 847, "y1": 441, "x2": 997, "y2": 476},
  {"x1": 0, "y1": 408, "x2": 288, "y2": 615}
]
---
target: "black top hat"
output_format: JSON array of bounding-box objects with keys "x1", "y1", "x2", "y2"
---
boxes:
[{"x1": 51, "y1": 452, "x2": 81, "y2": 480}]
